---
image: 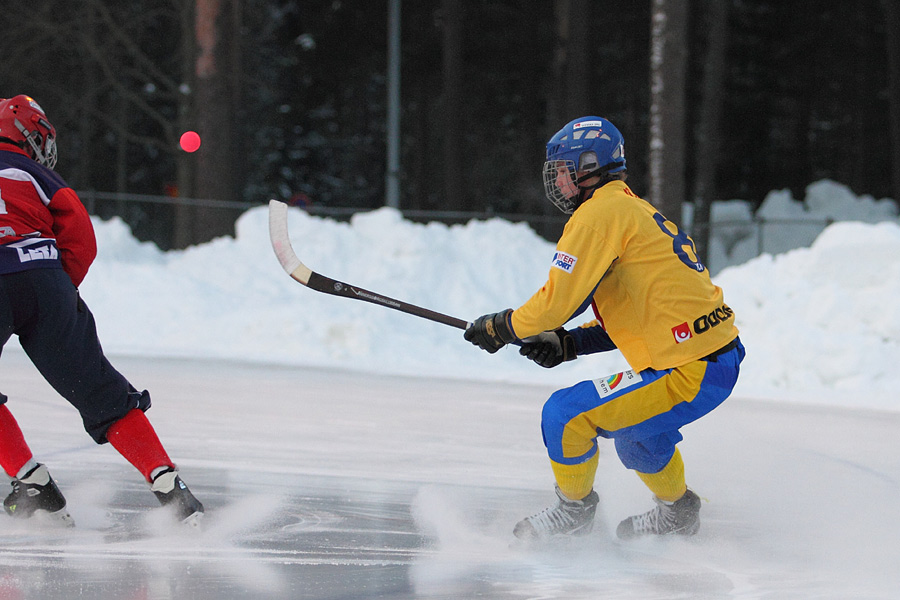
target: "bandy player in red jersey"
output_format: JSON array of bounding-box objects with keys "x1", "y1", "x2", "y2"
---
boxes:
[
  {"x1": 465, "y1": 116, "x2": 744, "y2": 540},
  {"x1": 0, "y1": 95, "x2": 202, "y2": 526}
]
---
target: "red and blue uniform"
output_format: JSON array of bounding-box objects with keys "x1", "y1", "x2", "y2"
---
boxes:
[
  {"x1": 0, "y1": 145, "x2": 95, "y2": 283},
  {"x1": 0, "y1": 144, "x2": 151, "y2": 443}
]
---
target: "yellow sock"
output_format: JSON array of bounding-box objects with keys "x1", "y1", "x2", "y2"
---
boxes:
[
  {"x1": 551, "y1": 452, "x2": 598, "y2": 501},
  {"x1": 635, "y1": 447, "x2": 687, "y2": 502}
]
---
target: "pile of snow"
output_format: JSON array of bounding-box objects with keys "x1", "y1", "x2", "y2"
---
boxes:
[
  {"x1": 716, "y1": 221, "x2": 900, "y2": 408},
  {"x1": 64, "y1": 179, "x2": 899, "y2": 413},
  {"x1": 689, "y1": 179, "x2": 898, "y2": 273}
]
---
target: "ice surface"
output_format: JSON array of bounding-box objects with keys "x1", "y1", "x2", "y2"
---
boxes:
[{"x1": 0, "y1": 352, "x2": 897, "y2": 599}]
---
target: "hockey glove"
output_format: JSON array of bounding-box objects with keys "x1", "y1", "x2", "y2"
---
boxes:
[
  {"x1": 519, "y1": 328, "x2": 577, "y2": 368},
  {"x1": 465, "y1": 309, "x2": 517, "y2": 353}
]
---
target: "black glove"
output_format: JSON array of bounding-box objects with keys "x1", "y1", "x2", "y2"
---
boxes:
[
  {"x1": 464, "y1": 309, "x2": 517, "y2": 354},
  {"x1": 519, "y1": 328, "x2": 577, "y2": 368}
]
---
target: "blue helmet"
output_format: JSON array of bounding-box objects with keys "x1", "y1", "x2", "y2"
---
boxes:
[{"x1": 542, "y1": 116, "x2": 626, "y2": 213}]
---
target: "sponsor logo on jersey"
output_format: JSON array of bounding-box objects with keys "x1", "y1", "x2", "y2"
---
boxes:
[
  {"x1": 672, "y1": 322, "x2": 692, "y2": 343},
  {"x1": 671, "y1": 304, "x2": 733, "y2": 344},
  {"x1": 9, "y1": 238, "x2": 58, "y2": 263},
  {"x1": 593, "y1": 369, "x2": 642, "y2": 398},
  {"x1": 693, "y1": 304, "x2": 734, "y2": 334},
  {"x1": 551, "y1": 251, "x2": 577, "y2": 273}
]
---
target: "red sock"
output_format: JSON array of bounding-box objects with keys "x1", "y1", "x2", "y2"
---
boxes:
[
  {"x1": 107, "y1": 409, "x2": 174, "y2": 482},
  {"x1": 0, "y1": 404, "x2": 34, "y2": 477}
]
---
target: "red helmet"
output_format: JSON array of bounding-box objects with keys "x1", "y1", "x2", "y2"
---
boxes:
[{"x1": 0, "y1": 95, "x2": 57, "y2": 169}]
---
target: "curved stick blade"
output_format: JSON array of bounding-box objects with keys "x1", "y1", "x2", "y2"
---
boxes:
[{"x1": 268, "y1": 200, "x2": 313, "y2": 285}]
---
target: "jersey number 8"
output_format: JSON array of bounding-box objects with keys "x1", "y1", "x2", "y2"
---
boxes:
[{"x1": 652, "y1": 212, "x2": 705, "y2": 272}]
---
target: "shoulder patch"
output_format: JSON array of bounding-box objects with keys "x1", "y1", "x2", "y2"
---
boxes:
[{"x1": 551, "y1": 251, "x2": 577, "y2": 273}]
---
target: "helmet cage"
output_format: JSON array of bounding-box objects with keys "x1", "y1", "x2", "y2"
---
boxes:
[
  {"x1": 542, "y1": 159, "x2": 580, "y2": 214},
  {"x1": 542, "y1": 156, "x2": 626, "y2": 215},
  {"x1": 14, "y1": 116, "x2": 57, "y2": 169}
]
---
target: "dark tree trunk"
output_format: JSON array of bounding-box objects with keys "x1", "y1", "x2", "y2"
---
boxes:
[
  {"x1": 692, "y1": 0, "x2": 729, "y2": 264},
  {"x1": 441, "y1": 0, "x2": 465, "y2": 211},
  {"x1": 549, "y1": 0, "x2": 592, "y2": 127},
  {"x1": 190, "y1": 0, "x2": 239, "y2": 244},
  {"x1": 174, "y1": 0, "x2": 197, "y2": 249},
  {"x1": 648, "y1": 0, "x2": 689, "y2": 223},
  {"x1": 882, "y1": 0, "x2": 900, "y2": 203}
]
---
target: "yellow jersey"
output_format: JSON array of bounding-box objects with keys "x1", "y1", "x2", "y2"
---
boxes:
[{"x1": 510, "y1": 180, "x2": 738, "y2": 371}]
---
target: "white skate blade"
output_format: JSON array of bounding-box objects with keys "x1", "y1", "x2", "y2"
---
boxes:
[
  {"x1": 181, "y1": 510, "x2": 204, "y2": 529},
  {"x1": 31, "y1": 507, "x2": 76, "y2": 528}
]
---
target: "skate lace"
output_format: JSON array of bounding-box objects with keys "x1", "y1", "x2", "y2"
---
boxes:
[
  {"x1": 632, "y1": 499, "x2": 676, "y2": 535},
  {"x1": 525, "y1": 501, "x2": 578, "y2": 534}
]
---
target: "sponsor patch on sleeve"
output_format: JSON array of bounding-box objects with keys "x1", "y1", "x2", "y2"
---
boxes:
[
  {"x1": 551, "y1": 251, "x2": 578, "y2": 273},
  {"x1": 592, "y1": 369, "x2": 643, "y2": 398}
]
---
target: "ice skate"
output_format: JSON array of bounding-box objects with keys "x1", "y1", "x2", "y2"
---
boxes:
[
  {"x1": 3, "y1": 463, "x2": 74, "y2": 526},
  {"x1": 616, "y1": 488, "x2": 700, "y2": 539},
  {"x1": 513, "y1": 486, "x2": 599, "y2": 540},
  {"x1": 150, "y1": 467, "x2": 204, "y2": 526}
]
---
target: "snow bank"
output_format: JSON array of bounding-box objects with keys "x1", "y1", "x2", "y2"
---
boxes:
[{"x1": 65, "y1": 180, "x2": 900, "y2": 413}]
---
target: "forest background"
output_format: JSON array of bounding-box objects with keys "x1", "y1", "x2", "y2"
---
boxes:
[{"x1": 1, "y1": 0, "x2": 897, "y2": 258}]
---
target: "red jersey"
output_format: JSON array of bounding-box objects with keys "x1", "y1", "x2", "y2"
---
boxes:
[{"x1": 0, "y1": 144, "x2": 96, "y2": 286}]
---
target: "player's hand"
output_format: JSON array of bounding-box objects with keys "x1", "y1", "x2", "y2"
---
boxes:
[
  {"x1": 519, "y1": 328, "x2": 577, "y2": 368},
  {"x1": 464, "y1": 309, "x2": 516, "y2": 353}
]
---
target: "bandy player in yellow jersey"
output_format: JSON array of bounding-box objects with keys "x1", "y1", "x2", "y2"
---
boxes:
[{"x1": 465, "y1": 116, "x2": 744, "y2": 540}]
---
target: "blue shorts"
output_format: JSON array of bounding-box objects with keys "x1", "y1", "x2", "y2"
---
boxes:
[
  {"x1": 540, "y1": 339, "x2": 745, "y2": 473},
  {"x1": 0, "y1": 268, "x2": 151, "y2": 443}
]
